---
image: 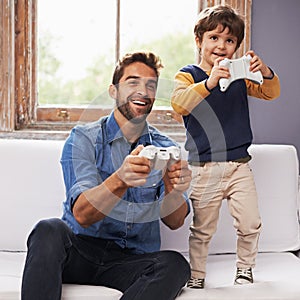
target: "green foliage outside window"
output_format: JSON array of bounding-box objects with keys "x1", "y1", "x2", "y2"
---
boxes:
[{"x1": 38, "y1": 31, "x2": 195, "y2": 107}]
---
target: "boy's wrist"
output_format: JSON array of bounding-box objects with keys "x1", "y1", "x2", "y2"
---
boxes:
[
  {"x1": 204, "y1": 79, "x2": 212, "y2": 92},
  {"x1": 262, "y1": 67, "x2": 274, "y2": 79}
]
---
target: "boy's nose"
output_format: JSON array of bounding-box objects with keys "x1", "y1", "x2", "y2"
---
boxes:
[{"x1": 218, "y1": 41, "x2": 226, "y2": 49}]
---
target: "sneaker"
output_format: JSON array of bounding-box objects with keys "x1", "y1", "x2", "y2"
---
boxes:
[
  {"x1": 187, "y1": 277, "x2": 205, "y2": 289},
  {"x1": 234, "y1": 267, "x2": 253, "y2": 284}
]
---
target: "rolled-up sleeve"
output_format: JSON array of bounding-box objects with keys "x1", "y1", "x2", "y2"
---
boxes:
[{"x1": 60, "y1": 126, "x2": 101, "y2": 207}]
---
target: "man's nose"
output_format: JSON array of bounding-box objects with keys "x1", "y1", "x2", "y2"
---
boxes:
[{"x1": 136, "y1": 84, "x2": 147, "y2": 96}]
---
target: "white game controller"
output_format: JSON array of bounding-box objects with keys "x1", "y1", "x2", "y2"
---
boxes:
[
  {"x1": 139, "y1": 145, "x2": 181, "y2": 170},
  {"x1": 219, "y1": 54, "x2": 263, "y2": 92}
]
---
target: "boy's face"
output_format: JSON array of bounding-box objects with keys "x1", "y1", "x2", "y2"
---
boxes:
[
  {"x1": 196, "y1": 24, "x2": 238, "y2": 70},
  {"x1": 110, "y1": 62, "x2": 158, "y2": 124}
]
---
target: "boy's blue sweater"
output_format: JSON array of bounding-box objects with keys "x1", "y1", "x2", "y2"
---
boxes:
[{"x1": 181, "y1": 64, "x2": 252, "y2": 162}]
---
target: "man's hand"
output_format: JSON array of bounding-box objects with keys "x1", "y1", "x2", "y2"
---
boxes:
[
  {"x1": 163, "y1": 159, "x2": 192, "y2": 193},
  {"x1": 116, "y1": 145, "x2": 151, "y2": 187},
  {"x1": 160, "y1": 160, "x2": 191, "y2": 229}
]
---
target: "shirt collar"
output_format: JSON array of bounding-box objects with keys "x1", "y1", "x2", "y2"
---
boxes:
[{"x1": 105, "y1": 111, "x2": 152, "y2": 146}]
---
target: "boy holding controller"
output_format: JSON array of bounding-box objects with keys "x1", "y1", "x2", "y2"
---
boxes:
[{"x1": 171, "y1": 5, "x2": 280, "y2": 288}]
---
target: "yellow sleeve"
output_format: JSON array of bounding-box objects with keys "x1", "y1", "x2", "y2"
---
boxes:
[
  {"x1": 171, "y1": 71, "x2": 210, "y2": 116},
  {"x1": 246, "y1": 72, "x2": 280, "y2": 100}
]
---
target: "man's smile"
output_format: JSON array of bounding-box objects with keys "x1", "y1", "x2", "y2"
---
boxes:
[{"x1": 130, "y1": 96, "x2": 151, "y2": 107}]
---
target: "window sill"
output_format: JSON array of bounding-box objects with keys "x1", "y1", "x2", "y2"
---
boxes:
[
  {"x1": 0, "y1": 130, "x2": 70, "y2": 140},
  {"x1": 0, "y1": 124, "x2": 186, "y2": 142}
]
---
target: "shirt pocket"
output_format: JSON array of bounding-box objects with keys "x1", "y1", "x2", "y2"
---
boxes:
[{"x1": 132, "y1": 186, "x2": 161, "y2": 223}]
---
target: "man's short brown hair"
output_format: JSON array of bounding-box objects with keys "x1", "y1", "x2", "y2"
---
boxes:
[{"x1": 112, "y1": 51, "x2": 164, "y2": 85}]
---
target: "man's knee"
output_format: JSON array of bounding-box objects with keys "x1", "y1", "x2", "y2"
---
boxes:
[
  {"x1": 159, "y1": 251, "x2": 191, "y2": 281},
  {"x1": 27, "y1": 218, "x2": 70, "y2": 252}
]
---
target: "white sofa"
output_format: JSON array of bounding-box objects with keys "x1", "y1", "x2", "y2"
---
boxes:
[{"x1": 0, "y1": 139, "x2": 300, "y2": 300}]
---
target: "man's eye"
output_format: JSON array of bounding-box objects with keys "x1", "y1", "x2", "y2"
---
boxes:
[
  {"x1": 210, "y1": 36, "x2": 218, "y2": 41},
  {"x1": 128, "y1": 80, "x2": 139, "y2": 85},
  {"x1": 147, "y1": 84, "x2": 156, "y2": 91}
]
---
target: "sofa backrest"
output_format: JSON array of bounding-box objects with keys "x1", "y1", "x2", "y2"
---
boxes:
[
  {"x1": 1, "y1": 139, "x2": 299, "y2": 254},
  {"x1": 160, "y1": 144, "x2": 300, "y2": 254},
  {"x1": 1, "y1": 139, "x2": 65, "y2": 251}
]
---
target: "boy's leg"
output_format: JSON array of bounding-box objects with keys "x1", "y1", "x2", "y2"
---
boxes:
[
  {"x1": 188, "y1": 164, "x2": 225, "y2": 279},
  {"x1": 227, "y1": 162, "x2": 262, "y2": 269}
]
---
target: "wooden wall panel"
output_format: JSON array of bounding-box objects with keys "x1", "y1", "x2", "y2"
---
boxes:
[
  {"x1": 0, "y1": 0, "x2": 15, "y2": 131},
  {"x1": 14, "y1": 0, "x2": 36, "y2": 129}
]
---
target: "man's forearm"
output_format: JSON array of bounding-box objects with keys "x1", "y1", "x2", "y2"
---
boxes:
[
  {"x1": 161, "y1": 191, "x2": 189, "y2": 230},
  {"x1": 72, "y1": 172, "x2": 128, "y2": 227}
]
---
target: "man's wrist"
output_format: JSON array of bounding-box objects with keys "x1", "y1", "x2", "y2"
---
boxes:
[{"x1": 111, "y1": 172, "x2": 129, "y2": 190}]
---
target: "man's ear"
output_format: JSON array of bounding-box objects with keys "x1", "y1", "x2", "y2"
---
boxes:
[{"x1": 109, "y1": 84, "x2": 117, "y2": 99}]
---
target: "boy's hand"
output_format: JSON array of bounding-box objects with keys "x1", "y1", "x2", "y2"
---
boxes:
[
  {"x1": 206, "y1": 57, "x2": 231, "y2": 90},
  {"x1": 246, "y1": 50, "x2": 273, "y2": 79}
]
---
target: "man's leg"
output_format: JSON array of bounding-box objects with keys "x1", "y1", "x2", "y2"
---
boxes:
[
  {"x1": 96, "y1": 250, "x2": 190, "y2": 300},
  {"x1": 21, "y1": 218, "x2": 76, "y2": 300},
  {"x1": 22, "y1": 219, "x2": 190, "y2": 300}
]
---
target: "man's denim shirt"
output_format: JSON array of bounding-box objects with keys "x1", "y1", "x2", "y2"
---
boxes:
[{"x1": 61, "y1": 112, "x2": 190, "y2": 254}]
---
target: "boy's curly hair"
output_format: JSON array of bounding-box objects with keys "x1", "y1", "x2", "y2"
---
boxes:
[{"x1": 194, "y1": 5, "x2": 245, "y2": 50}]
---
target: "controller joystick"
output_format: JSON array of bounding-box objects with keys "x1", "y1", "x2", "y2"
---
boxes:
[{"x1": 219, "y1": 54, "x2": 263, "y2": 92}]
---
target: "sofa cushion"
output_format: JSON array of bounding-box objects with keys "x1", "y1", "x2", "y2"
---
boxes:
[
  {"x1": 0, "y1": 252, "x2": 123, "y2": 299},
  {"x1": 1, "y1": 251, "x2": 300, "y2": 300},
  {"x1": 177, "y1": 252, "x2": 300, "y2": 299}
]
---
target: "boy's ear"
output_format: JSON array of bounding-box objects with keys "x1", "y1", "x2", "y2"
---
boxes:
[
  {"x1": 109, "y1": 84, "x2": 117, "y2": 99},
  {"x1": 195, "y1": 36, "x2": 201, "y2": 49}
]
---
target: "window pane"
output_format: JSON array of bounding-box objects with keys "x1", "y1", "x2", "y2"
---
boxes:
[
  {"x1": 38, "y1": 0, "x2": 116, "y2": 106},
  {"x1": 120, "y1": 0, "x2": 198, "y2": 107},
  {"x1": 38, "y1": 0, "x2": 198, "y2": 108}
]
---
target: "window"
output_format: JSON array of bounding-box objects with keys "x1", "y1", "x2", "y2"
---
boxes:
[{"x1": 0, "y1": 0, "x2": 251, "y2": 140}]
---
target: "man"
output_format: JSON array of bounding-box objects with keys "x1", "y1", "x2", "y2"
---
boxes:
[{"x1": 22, "y1": 51, "x2": 191, "y2": 300}]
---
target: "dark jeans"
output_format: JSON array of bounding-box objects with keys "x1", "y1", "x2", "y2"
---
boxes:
[{"x1": 21, "y1": 218, "x2": 190, "y2": 300}]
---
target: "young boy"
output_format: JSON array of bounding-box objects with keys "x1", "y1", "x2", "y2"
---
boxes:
[{"x1": 171, "y1": 5, "x2": 280, "y2": 289}]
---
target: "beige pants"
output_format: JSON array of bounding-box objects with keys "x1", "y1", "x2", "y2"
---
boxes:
[{"x1": 188, "y1": 162, "x2": 262, "y2": 279}]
